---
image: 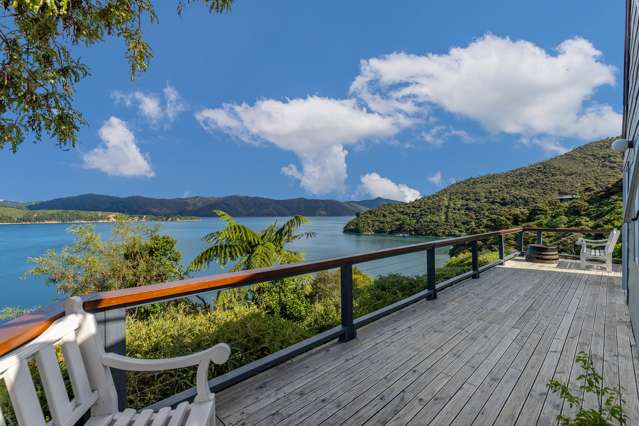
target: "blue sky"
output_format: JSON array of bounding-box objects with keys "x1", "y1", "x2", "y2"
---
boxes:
[{"x1": 0, "y1": 0, "x2": 624, "y2": 202}]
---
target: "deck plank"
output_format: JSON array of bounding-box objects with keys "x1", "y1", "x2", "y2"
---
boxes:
[{"x1": 213, "y1": 261, "x2": 636, "y2": 426}]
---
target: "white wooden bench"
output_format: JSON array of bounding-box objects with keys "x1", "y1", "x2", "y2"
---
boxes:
[
  {"x1": 0, "y1": 297, "x2": 230, "y2": 426},
  {"x1": 577, "y1": 229, "x2": 620, "y2": 272}
]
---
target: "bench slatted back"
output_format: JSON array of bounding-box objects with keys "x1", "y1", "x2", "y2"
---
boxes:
[
  {"x1": 606, "y1": 229, "x2": 621, "y2": 255},
  {"x1": 0, "y1": 303, "x2": 102, "y2": 426}
]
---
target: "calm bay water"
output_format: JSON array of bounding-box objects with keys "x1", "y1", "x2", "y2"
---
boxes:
[{"x1": 0, "y1": 217, "x2": 447, "y2": 309}]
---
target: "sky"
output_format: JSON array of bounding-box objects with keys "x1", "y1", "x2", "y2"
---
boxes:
[{"x1": 0, "y1": 0, "x2": 625, "y2": 202}]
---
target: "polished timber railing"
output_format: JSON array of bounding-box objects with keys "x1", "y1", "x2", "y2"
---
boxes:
[{"x1": 0, "y1": 226, "x2": 612, "y2": 410}]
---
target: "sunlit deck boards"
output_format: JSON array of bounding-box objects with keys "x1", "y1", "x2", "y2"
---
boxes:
[{"x1": 215, "y1": 260, "x2": 639, "y2": 425}]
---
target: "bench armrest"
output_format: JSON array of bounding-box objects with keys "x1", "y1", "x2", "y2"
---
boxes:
[{"x1": 102, "y1": 343, "x2": 230, "y2": 402}]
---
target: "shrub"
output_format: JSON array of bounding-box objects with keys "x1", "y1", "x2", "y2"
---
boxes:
[
  {"x1": 252, "y1": 276, "x2": 313, "y2": 322},
  {"x1": 302, "y1": 298, "x2": 341, "y2": 332},
  {"x1": 436, "y1": 250, "x2": 498, "y2": 282},
  {"x1": 355, "y1": 274, "x2": 427, "y2": 316},
  {"x1": 27, "y1": 222, "x2": 184, "y2": 295},
  {"x1": 126, "y1": 303, "x2": 312, "y2": 408}
]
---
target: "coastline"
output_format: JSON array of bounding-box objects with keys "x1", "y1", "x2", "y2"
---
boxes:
[
  {"x1": 0, "y1": 218, "x2": 201, "y2": 225},
  {"x1": 0, "y1": 220, "x2": 117, "y2": 225}
]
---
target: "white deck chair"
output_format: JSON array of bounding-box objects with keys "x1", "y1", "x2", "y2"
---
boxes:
[
  {"x1": 0, "y1": 297, "x2": 230, "y2": 426},
  {"x1": 577, "y1": 229, "x2": 620, "y2": 272}
]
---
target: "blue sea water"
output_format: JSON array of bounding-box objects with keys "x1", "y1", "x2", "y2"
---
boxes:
[{"x1": 0, "y1": 217, "x2": 448, "y2": 309}]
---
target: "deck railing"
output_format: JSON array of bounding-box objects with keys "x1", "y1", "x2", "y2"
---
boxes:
[{"x1": 0, "y1": 226, "x2": 612, "y2": 410}]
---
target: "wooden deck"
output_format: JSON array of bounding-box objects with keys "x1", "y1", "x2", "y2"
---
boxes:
[{"x1": 215, "y1": 260, "x2": 639, "y2": 425}]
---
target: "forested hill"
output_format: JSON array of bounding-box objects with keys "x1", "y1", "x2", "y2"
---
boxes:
[
  {"x1": 344, "y1": 138, "x2": 623, "y2": 237},
  {"x1": 29, "y1": 194, "x2": 400, "y2": 217}
]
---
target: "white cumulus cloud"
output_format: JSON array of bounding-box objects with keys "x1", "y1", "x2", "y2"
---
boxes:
[
  {"x1": 112, "y1": 84, "x2": 187, "y2": 126},
  {"x1": 427, "y1": 171, "x2": 444, "y2": 186},
  {"x1": 196, "y1": 96, "x2": 403, "y2": 194},
  {"x1": 422, "y1": 126, "x2": 474, "y2": 146},
  {"x1": 518, "y1": 137, "x2": 568, "y2": 155},
  {"x1": 351, "y1": 35, "x2": 621, "y2": 140},
  {"x1": 83, "y1": 117, "x2": 154, "y2": 177},
  {"x1": 359, "y1": 172, "x2": 420, "y2": 202}
]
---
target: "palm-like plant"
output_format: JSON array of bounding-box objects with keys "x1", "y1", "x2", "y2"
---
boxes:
[{"x1": 188, "y1": 210, "x2": 316, "y2": 272}]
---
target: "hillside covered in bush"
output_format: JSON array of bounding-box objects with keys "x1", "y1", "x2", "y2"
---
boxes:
[
  {"x1": 29, "y1": 194, "x2": 401, "y2": 217},
  {"x1": 344, "y1": 138, "x2": 623, "y2": 237}
]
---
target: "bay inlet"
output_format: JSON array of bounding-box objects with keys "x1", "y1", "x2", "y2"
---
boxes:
[{"x1": 0, "y1": 216, "x2": 448, "y2": 309}]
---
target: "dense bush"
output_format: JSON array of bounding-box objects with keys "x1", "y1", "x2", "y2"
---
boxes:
[
  {"x1": 126, "y1": 302, "x2": 313, "y2": 408},
  {"x1": 436, "y1": 250, "x2": 499, "y2": 282},
  {"x1": 344, "y1": 139, "x2": 623, "y2": 247},
  {"x1": 355, "y1": 274, "x2": 427, "y2": 316},
  {"x1": 252, "y1": 276, "x2": 314, "y2": 322}
]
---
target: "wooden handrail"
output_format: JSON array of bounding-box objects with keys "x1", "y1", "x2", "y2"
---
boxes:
[
  {"x1": 0, "y1": 225, "x2": 607, "y2": 357},
  {"x1": 522, "y1": 227, "x2": 612, "y2": 234},
  {"x1": 0, "y1": 302, "x2": 64, "y2": 359}
]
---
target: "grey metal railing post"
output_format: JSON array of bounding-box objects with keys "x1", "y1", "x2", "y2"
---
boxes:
[
  {"x1": 97, "y1": 309, "x2": 127, "y2": 410},
  {"x1": 519, "y1": 231, "x2": 525, "y2": 255},
  {"x1": 498, "y1": 234, "x2": 505, "y2": 261},
  {"x1": 471, "y1": 241, "x2": 480, "y2": 279},
  {"x1": 339, "y1": 264, "x2": 356, "y2": 342},
  {"x1": 426, "y1": 248, "x2": 437, "y2": 300},
  {"x1": 536, "y1": 230, "x2": 543, "y2": 245}
]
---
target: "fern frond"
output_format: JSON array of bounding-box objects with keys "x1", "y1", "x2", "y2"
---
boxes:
[
  {"x1": 248, "y1": 243, "x2": 278, "y2": 269},
  {"x1": 275, "y1": 215, "x2": 311, "y2": 244},
  {"x1": 289, "y1": 231, "x2": 317, "y2": 241},
  {"x1": 213, "y1": 210, "x2": 237, "y2": 225},
  {"x1": 213, "y1": 223, "x2": 261, "y2": 245},
  {"x1": 187, "y1": 243, "x2": 245, "y2": 271}
]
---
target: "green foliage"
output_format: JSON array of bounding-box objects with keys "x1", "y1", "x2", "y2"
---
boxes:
[
  {"x1": 0, "y1": 205, "x2": 121, "y2": 223},
  {"x1": 345, "y1": 139, "x2": 623, "y2": 242},
  {"x1": 126, "y1": 302, "x2": 312, "y2": 408},
  {"x1": 252, "y1": 276, "x2": 314, "y2": 322},
  {"x1": 308, "y1": 268, "x2": 373, "y2": 304},
  {"x1": 29, "y1": 193, "x2": 369, "y2": 217},
  {"x1": 27, "y1": 221, "x2": 184, "y2": 295},
  {"x1": 0, "y1": 306, "x2": 35, "y2": 321},
  {"x1": 301, "y1": 297, "x2": 340, "y2": 331},
  {"x1": 189, "y1": 210, "x2": 315, "y2": 272},
  {"x1": 436, "y1": 251, "x2": 498, "y2": 282},
  {"x1": 355, "y1": 274, "x2": 427, "y2": 316},
  {"x1": 547, "y1": 352, "x2": 627, "y2": 425},
  {"x1": 1, "y1": 0, "x2": 233, "y2": 152},
  {"x1": 0, "y1": 205, "x2": 195, "y2": 224}
]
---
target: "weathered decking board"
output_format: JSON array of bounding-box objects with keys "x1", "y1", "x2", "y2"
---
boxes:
[{"x1": 216, "y1": 260, "x2": 639, "y2": 425}]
